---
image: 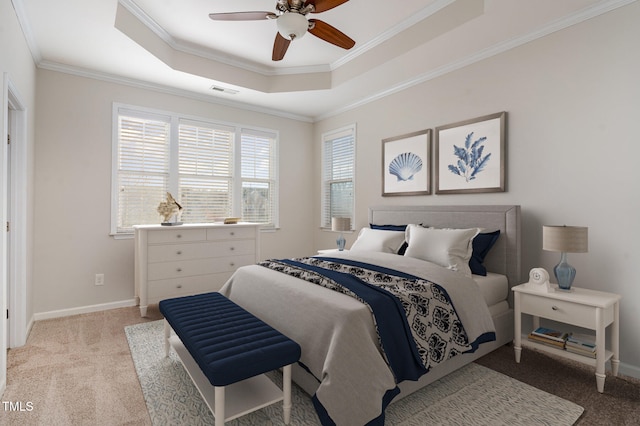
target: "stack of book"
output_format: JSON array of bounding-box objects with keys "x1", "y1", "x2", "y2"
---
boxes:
[
  {"x1": 565, "y1": 333, "x2": 597, "y2": 358},
  {"x1": 527, "y1": 327, "x2": 569, "y2": 349}
]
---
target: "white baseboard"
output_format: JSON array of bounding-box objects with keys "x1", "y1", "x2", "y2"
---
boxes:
[
  {"x1": 33, "y1": 299, "x2": 138, "y2": 321},
  {"x1": 619, "y1": 361, "x2": 640, "y2": 380}
]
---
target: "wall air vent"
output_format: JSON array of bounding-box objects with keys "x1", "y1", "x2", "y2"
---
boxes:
[{"x1": 210, "y1": 85, "x2": 239, "y2": 95}]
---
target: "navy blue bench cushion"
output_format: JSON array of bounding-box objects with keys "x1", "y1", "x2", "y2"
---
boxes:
[{"x1": 159, "y1": 292, "x2": 301, "y2": 387}]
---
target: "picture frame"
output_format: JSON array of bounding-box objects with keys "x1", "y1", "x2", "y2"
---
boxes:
[
  {"x1": 382, "y1": 129, "x2": 431, "y2": 196},
  {"x1": 435, "y1": 111, "x2": 506, "y2": 194}
]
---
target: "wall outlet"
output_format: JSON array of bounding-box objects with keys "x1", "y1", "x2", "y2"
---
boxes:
[{"x1": 95, "y1": 273, "x2": 104, "y2": 286}]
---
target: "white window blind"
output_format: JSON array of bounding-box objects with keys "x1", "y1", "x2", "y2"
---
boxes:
[
  {"x1": 179, "y1": 120, "x2": 235, "y2": 223},
  {"x1": 241, "y1": 129, "x2": 278, "y2": 226},
  {"x1": 112, "y1": 104, "x2": 278, "y2": 235},
  {"x1": 321, "y1": 125, "x2": 355, "y2": 229},
  {"x1": 115, "y1": 112, "x2": 170, "y2": 233}
]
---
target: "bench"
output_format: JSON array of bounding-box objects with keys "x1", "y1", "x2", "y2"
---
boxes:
[{"x1": 159, "y1": 292, "x2": 301, "y2": 425}]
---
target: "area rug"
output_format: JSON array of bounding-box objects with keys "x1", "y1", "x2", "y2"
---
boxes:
[{"x1": 125, "y1": 320, "x2": 584, "y2": 425}]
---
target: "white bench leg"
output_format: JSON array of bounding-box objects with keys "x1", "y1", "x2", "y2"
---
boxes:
[
  {"x1": 215, "y1": 386, "x2": 225, "y2": 426},
  {"x1": 283, "y1": 365, "x2": 292, "y2": 425},
  {"x1": 164, "y1": 320, "x2": 171, "y2": 357}
]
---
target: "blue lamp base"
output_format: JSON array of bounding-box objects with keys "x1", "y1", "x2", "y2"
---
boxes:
[
  {"x1": 336, "y1": 233, "x2": 346, "y2": 251},
  {"x1": 554, "y1": 252, "x2": 576, "y2": 291}
]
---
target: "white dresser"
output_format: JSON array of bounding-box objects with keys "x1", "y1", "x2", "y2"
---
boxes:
[{"x1": 134, "y1": 223, "x2": 261, "y2": 317}]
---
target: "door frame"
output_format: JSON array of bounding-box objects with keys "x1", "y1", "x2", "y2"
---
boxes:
[{"x1": 1, "y1": 74, "x2": 29, "y2": 391}]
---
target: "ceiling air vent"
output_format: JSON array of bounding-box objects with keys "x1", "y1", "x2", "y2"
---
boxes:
[{"x1": 210, "y1": 85, "x2": 239, "y2": 95}]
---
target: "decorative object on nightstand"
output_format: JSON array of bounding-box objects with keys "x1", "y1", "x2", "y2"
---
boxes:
[
  {"x1": 331, "y1": 217, "x2": 351, "y2": 251},
  {"x1": 542, "y1": 225, "x2": 588, "y2": 291},
  {"x1": 526, "y1": 267, "x2": 551, "y2": 292}
]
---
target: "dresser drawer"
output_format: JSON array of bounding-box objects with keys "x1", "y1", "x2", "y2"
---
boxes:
[
  {"x1": 520, "y1": 294, "x2": 603, "y2": 329},
  {"x1": 147, "y1": 229, "x2": 206, "y2": 244},
  {"x1": 147, "y1": 273, "x2": 232, "y2": 301},
  {"x1": 207, "y1": 226, "x2": 255, "y2": 241},
  {"x1": 147, "y1": 254, "x2": 256, "y2": 281},
  {"x1": 147, "y1": 240, "x2": 256, "y2": 263}
]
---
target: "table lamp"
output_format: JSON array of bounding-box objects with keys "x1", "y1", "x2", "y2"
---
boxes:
[
  {"x1": 542, "y1": 225, "x2": 588, "y2": 291},
  {"x1": 331, "y1": 217, "x2": 351, "y2": 251}
]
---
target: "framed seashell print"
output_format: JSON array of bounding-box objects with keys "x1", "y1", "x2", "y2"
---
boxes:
[
  {"x1": 382, "y1": 129, "x2": 431, "y2": 196},
  {"x1": 435, "y1": 112, "x2": 506, "y2": 194}
]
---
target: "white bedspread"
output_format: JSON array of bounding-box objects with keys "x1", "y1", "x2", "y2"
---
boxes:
[{"x1": 219, "y1": 251, "x2": 495, "y2": 425}]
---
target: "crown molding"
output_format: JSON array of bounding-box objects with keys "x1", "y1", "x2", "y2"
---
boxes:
[
  {"x1": 36, "y1": 60, "x2": 314, "y2": 123},
  {"x1": 11, "y1": 0, "x2": 42, "y2": 63}
]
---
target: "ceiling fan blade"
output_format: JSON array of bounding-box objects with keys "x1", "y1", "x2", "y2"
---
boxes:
[
  {"x1": 209, "y1": 11, "x2": 276, "y2": 21},
  {"x1": 306, "y1": 0, "x2": 349, "y2": 13},
  {"x1": 308, "y1": 19, "x2": 355, "y2": 50},
  {"x1": 272, "y1": 33, "x2": 291, "y2": 61}
]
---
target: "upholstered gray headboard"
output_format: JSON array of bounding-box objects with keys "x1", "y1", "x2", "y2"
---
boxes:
[{"x1": 369, "y1": 205, "x2": 522, "y2": 300}]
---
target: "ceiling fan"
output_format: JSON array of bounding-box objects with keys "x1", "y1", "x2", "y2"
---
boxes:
[{"x1": 209, "y1": 0, "x2": 355, "y2": 61}]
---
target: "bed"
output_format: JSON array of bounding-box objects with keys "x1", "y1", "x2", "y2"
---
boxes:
[{"x1": 219, "y1": 205, "x2": 521, "y2": 425}]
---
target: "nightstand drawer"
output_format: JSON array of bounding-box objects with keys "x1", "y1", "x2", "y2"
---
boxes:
[{"x1": 520, "y1": 294, "x2": 598, "y2": 329}]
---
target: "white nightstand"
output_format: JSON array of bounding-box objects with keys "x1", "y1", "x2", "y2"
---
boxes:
[{"x1": 512, "y1": 284, "x2": 620, "y2": 393}]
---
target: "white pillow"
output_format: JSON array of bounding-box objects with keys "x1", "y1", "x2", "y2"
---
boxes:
[
  {"x1": 404, "y1": 225, "x2": 480, "y2": 276},
  {"x1": 350, "y1": 228, "x2": 406, "y2": 253}
]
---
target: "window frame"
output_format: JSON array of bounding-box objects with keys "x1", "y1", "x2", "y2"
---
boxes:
[
  {"x1": 111, "y1": 103, "x2": 279, "y2": 237},
  {"x1": 320, "y1": 124, "x2": 356, "y2": 230}
]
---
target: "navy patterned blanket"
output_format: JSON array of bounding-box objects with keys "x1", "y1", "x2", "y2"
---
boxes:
[{"x1": 259, "y1": 256, "x2": 494, "y2": 384}]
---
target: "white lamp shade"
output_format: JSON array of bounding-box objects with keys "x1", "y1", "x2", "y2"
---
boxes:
[
  {"x1": 542, "y1": 225, "x2": 588, "y2": 253},
  {"x1": 331, "y1": 217, "x2": 351, "y2": 232},
  {"x1": 277, "y1": 12, "x2": 308, "y2": 40}
]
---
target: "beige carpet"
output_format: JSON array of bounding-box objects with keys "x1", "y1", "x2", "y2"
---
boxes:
[
  {"x1": 2, "y1": 306, "x2": 162, "y2": 426},
  {"x1": 3, "y1": 306, "x2": 639, "y2": 425}
]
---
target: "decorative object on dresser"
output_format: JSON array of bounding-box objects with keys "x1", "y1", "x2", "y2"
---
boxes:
[
  {"x1": 542, "y1": 225, "x2": 588, "y2": 291},
  {"x1": 157, "y1": 192, "x2": 183, "y2": 225},
  {"x1": 382, "y1": 129, "x2": 431, "y2": 196},
  {"x1": 435, "y1": 112, "x2": 506, "y2": 194},
  {"x1": 134, "y1": 223, "x2": 261, "y2": 317},
  {"x1": 330, "y1": 217, "x2": 351, "y2": 251},
  {"x1": 512, "y1": 283, "x2": 620, "y2": 393}
]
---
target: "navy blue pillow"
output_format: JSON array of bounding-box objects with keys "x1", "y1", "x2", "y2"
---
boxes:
[
  {"x1": 369, "y1": 224, "x2": 408, "y2": 255},
  {"x1": 469, "y1": 230, "x2": 500, "y2": 276}
]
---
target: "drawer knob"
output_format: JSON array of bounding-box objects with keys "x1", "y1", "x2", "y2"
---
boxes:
[
  {"x1": 230, "y1": 232, "x2": 235, "y2": 236},
  {"x1": 176, "y1": 284, "x2": 182, "y2": 289},
  {"x1": 230, "y1": 247, "x2": 235, "y2": 251},
  {"x1": 176, "y1": 234, "x2": 182, "y2": 239},
  {"x1": 552, "y1": 305, "x2": 559, "y2": 311},
  {"x1": 230, "y1": 262, "x2": 235, "y2": 267},
  {"x1": 176, "y1": 268, "x2": 182, "y2": 272},
  {"x1": 176, "y1": 251, "x2": 182, "y2": 255}
]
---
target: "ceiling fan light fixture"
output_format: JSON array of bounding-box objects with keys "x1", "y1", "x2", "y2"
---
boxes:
[{"x1": 276, "y1": 12, "x2": 308, "y2": 41}]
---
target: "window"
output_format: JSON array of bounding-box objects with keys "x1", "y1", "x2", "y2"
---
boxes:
[
  {"x1": 321, "y1": 125, "x2": 355, "y2": 229},
  {"x1": 112, "y1": 104, "x2": 278, "y2": 235}
]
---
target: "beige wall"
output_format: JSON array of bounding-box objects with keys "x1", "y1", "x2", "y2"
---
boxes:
[
  {"x1": 33, "y1": 70, "x2": 315, "y2": 313},
  {"x1": 313, "y1": 3, "x2": 640, "y2": 376}
]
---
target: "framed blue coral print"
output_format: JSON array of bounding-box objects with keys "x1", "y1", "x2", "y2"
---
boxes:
[
  {"x1": 435, "y1": 112, "x2": 506, "y2": 194},
  {"x1": 382, "y1": 129, "x2": 431, "y2": 196}
]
